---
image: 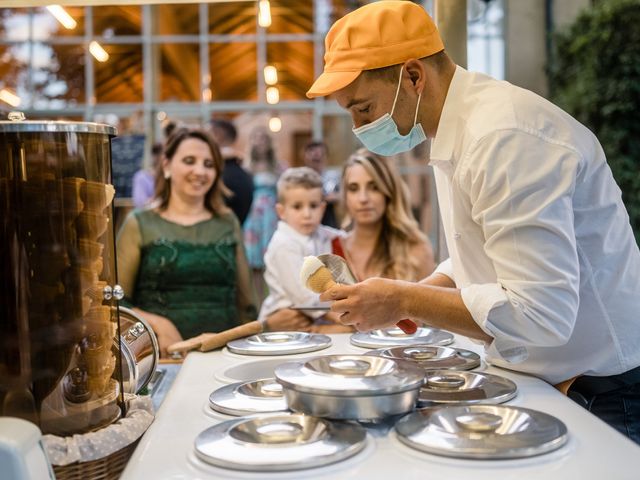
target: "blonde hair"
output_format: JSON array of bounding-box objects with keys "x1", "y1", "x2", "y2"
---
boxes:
[
  {"x1": 341, "y1": 148, "x2": 428, "y2": 281},
  {"x1": 277, "y1": 166, "x2": 323, "y2": 202}
]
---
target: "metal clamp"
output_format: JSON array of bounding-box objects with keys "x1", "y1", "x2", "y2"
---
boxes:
[
  {"x1": 113, "y1": 284, "x2": 124, "y2": 300},
  {"x1": 103, "y1": 285, "x2": 113, "y2": 300},
  {"x1": 128, "y1": 322, "x2": 145, "y2": 338}
]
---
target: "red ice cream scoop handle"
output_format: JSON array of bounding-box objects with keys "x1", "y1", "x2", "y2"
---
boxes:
[{"x1": 396, "y1": 319, "x2": 418, "y2": 334}]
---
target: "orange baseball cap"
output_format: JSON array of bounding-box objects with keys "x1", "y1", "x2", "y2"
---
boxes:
[{"x1": 306, "y1": 1, "x2": 444, "y2": 99}]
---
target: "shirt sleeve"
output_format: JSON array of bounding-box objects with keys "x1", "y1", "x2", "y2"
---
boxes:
[
  {"x1": 260, "y1": 242, "x2": 324, "y2": 321},
  {"x1": 116, "y1": 212, "x2": 142, "y2": 302},
  {"x1": 459, "y1": 129, "x2": 582, "y2": 363},
  {"x1": 434, "y1": 258, "x2": 454, "y2": 282}
]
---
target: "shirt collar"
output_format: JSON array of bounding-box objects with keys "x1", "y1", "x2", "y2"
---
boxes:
[
  {"x1": 429, "y1": 65, "x2": 472, "y2": 164},
  {"x1": 277, "y1": 220, "x2": 315, "y2": 243}
]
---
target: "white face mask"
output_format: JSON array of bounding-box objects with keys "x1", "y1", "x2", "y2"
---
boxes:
[{"x1": 352, "y1": 66, "x2": 427, "y2": 156}]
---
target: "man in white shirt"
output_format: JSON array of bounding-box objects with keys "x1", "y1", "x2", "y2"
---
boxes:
[{"x1": 308, "y1": 1, "x2": 640, "y2": 443}]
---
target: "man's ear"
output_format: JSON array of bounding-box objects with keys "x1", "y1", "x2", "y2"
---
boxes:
[
  {"x1": 275, "y1": 202, "x2": 285, "y2": 219},
  {"x1": 404, "y1": 58, "x2": 426, "y2": 93}
]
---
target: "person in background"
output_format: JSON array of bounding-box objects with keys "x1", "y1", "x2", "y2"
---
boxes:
[
  {"x1": 117, "y1": 128, "x2": 256, "y2": 357},
  {"x1": 243, "y1": 127, "x2": 280, "y2": 303},
  {"x1": 303, "y1": 141, "x2": 339, "y2": 228},
  {"x1": 309, "y1": 1, "x2": 640, "y2": 443},
  {"x1": 131, "y1": 142, "x2": 163, "y2": 209},
  {"x1": 259, "y1": 167, "x2": 345, "y2": 332},
  {"x1": 334, "y1": 148, "x2": 434, "y2": 282},
  {"x1": 210, "y1": 118, "x2": 254, "y2": 224},
  {"x1": 264, "y1": 149, "x2": 434, "y2": 332}
]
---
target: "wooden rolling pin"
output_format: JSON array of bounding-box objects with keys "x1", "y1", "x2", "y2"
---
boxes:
[
  {"x1": 167, "y1": 321, "x2": 263, "y2": 354},
  {"x1": 300, "y1": 257, "x2": 418, "y2": 334}
]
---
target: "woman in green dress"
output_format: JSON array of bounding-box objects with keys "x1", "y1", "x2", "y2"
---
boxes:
[{"x1": 117, "y1": 128, "x2": 256, "y2": 357}]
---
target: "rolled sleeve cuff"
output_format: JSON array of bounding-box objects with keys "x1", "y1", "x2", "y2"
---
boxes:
[
  {"x1": 434, "y1": 258, "x2": 454, "y2": 282},
  {"x1": 460, "y1": 283, "x2": 528, "y2": 363}
]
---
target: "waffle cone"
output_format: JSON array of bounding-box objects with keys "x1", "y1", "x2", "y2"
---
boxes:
[{"x1": 306, "y1": 266, "x2": 337, "y2": 293}]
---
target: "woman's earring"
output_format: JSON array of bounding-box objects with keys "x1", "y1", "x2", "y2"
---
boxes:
[{"x1": 164, "y1": 170, "x2": 170, "y2": 180}]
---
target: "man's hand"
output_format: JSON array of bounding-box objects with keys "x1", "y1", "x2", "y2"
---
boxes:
[
  {"x1": 319, "y1": 277, "x2": 406, "y2": 331},
  {"x1": 265, "y1": 308, "x2": 313, "y2": 332}
]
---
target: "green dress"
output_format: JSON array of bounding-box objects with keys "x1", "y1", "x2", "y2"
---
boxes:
[{"x1": 117, "y1": 209, "x2": 256, "y2": 339}]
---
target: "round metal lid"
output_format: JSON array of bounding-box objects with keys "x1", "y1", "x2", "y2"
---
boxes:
[
  {"x1": 194, "y1": 413, "x2": 367, "y2": 471},
  {"x1": 275, "y1": 354, "x2": 425, "y2": 396},
  {"x1": 418, "y1": 370, "x2": 517, "y2": 406},
  {"x1": 395, "y1": 405, "x2": 568, "y2": 459},
  {"x1": 368, "y1": 345, "x2": 481, "y2": 371},
  {"x1": 0, "y1": 113, "x2": 117, "y2": 135},
  {"x1": 208, "y1": 378, "x2": 288, "y2": 416},
  {"x1": 350, "y1": 326, "x2": 454, "y2": 349},
  {"x1": 227, "y1": 331, "x2": 331, "y2": 356}
]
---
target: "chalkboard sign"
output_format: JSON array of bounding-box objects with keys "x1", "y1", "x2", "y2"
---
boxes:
[{"x1": 110, "y1": 134, "x2": 145, "y2": 198}]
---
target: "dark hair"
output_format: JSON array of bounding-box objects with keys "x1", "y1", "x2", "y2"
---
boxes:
[
  {"x1": 304, "y1": 140, "x2": 328, "y2": 153},
  {"x1": 362, "y1": 50, "x2": 449, "y2": 83},
  {"x1": 151, "y1": 142, "x2": 163, "y2": 156},
  {"x1": 163, "y1": 120, "x2": 177, "y2": 139},
  {"x1": 154, "y1": 128, "x2": 229, "y2": 216},
  {"x1": 210, "y1": 118, "x2": 238, "y2": 143}
]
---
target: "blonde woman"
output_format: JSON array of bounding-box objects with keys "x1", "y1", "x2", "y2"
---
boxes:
[{"x1": 334, "y1": 148, "x2": 435, "y2": 281}]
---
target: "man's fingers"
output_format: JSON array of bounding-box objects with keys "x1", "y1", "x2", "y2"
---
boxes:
[{"x1": 319, "y1": 284, "x2": 353, "y2": 302}]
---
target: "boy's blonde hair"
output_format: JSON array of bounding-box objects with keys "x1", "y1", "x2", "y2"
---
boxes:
[{"x1": 277, "y1": 166, "x2": 323, "y2": 202}]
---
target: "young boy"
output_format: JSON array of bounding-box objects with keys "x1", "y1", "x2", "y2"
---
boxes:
[{"x1": 258, "y1": 167, "x2": 343, "y2": 329}]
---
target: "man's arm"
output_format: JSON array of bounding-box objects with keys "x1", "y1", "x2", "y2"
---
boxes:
[{"x1": 320, "y1": 278, "x2": 493, "y2": 343}]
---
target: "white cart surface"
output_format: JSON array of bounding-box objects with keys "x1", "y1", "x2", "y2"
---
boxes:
[{"x1": 122, "y1": 333, "x2": 640, "y2": 480}]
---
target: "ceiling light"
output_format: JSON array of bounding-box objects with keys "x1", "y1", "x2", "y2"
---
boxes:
[
  {"x1": 268, "y1": 116, "x2": 282, "y2": 133},
  {"x1": 263, "y1": 65, "x2": 278, "y2": 85},
  {"x1": 46, "y1": 5, "x2": 77, "y2": 30},
  {"x1": 258, "y1": 0, "x2": 271, "y2": 28},
  {"x1": 0, "y1": 89, "x2": 21, "y2": 107},
  {"x1": 266, "y1": 86, "x2": 279, "y2": 105},
  {"x1": 89, "y1": 41, "x2": 109, "y2": 62}
]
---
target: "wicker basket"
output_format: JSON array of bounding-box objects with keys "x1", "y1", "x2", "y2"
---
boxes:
[{"x1": 52, "y1": 439, "x2": 139, "y2": 480}]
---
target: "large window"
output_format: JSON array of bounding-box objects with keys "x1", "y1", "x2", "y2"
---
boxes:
[{"x1": 0, "y1": 1, "x2": 508, "y2": 253}]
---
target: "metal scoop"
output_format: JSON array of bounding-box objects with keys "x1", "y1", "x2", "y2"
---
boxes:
[
  {"x1": 317, "y1": 254, "x2": 357, "y2": 285},
  {"x1": 316, "y1": 254, "x2": 417, "y2": 334}
]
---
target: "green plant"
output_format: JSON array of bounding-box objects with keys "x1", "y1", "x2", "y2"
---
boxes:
[{"x1": 548, "y1": 0, "x2": 640, "y2": 243}]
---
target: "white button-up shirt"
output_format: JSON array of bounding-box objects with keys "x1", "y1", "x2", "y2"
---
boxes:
[
  {"x1": 431, "y1": 66, "x2": 640, "y2": 384},
  {"x1": 258, "y1": 221, "x2": 343, "y2": 322}
]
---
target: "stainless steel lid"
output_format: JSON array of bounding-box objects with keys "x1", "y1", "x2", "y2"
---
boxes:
[
  {"x1": 0, "y1": 112, "x2": 117, "y2": 135},
  {"x1": 395, "y1": 405, "x2": 568, "y2": 459},
  {"x1": 418, "y1": 370, "x2": 517, "y2": 406},
  {"x1": 275, "y1": 354, "x2": 425, "y2": 396},
  {"x1": 368, "y1": 345, "x2": 481, "y2": 371},
  {"x1": 208, "y1": 378, "x2": 288, "y2": 416},
  {"x1": 350, "y1": 326, "x2": 454, "y2": 349},
  {"x1": 227, "y1": 331, "x2": 331, "y2": 356},
  {"x1": 194, "y1": 413, "x2": 367, "y2": 471}
]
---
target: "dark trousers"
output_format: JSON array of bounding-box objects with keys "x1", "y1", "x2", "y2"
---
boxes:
[{"x1": 568, "y1": 366, "x2": 640, "y2": 445}]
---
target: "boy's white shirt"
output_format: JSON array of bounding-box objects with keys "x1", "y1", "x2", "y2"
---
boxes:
[{"x1": 258, "y1": 221, "x2": 344, "y2": 323}]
